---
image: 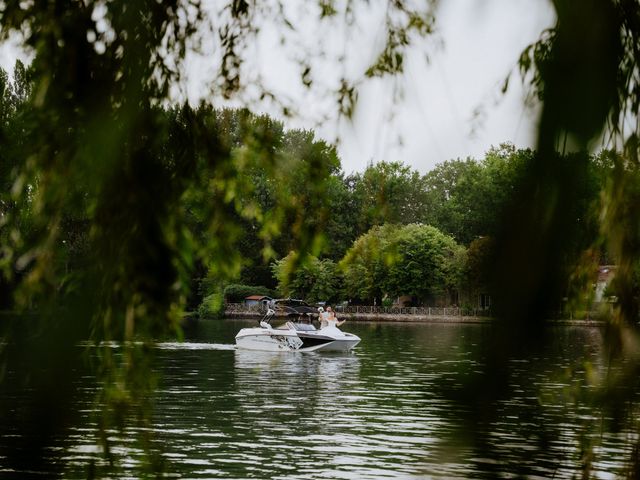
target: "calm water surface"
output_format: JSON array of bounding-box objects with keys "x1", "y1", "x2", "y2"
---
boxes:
[{"x1": 6, "y1": 319, "x2": 636, "y2": 479}]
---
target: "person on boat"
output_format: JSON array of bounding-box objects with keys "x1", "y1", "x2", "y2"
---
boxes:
[
  {"x1": 318, "y1": 306, "x2": 328, "y2": 328},
  {"x1": 325, "y1": 306, "x2": 345, "y2": 327}
]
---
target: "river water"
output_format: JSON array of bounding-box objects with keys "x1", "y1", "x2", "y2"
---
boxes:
[{"x1": 3, "y1": 319, "x2": 638, "y2": 478}]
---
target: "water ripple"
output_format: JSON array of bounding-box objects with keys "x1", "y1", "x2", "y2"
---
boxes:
[{"x1": 4, "y1": 320, "x2": 633, "y2": 479}]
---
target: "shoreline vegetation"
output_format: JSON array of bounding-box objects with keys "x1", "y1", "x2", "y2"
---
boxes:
[{"x1": 219, "y1": 305, "x2": 605, "y2": 327}]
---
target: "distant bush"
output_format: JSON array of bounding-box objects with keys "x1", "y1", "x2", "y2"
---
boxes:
[
  {"x1": 223, "y1": 284, "x2": 275, "y2": 303},
  {"x1": 198, "y1": 293, "x2": 224, "y2": 319}
]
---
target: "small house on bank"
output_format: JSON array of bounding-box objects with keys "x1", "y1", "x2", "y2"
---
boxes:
[{"x1": 243, "y1": 295, "x2": 273, "y2": 308}]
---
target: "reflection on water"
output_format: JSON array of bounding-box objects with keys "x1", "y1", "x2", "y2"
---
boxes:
[
  {"x1": 1, "y1": 319, "x2": 634, "y2": 478},
  {"x1": 156, "y1": 342, "x2": 237, "y2": 351}
]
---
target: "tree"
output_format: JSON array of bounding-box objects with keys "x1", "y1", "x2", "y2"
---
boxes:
[
  {"x1": 339, "y1": 224, "x2": 399, "y2": 304},
  {"x1": 340, "y1": 223, "x2": 464, "y2": 305},
  {"x1": 420, "y1": 145, "x2": 536, "y2": 245},
  {"x1": 459, "y1": 236, "x2": 495, "y2": 301},
  {"x1": 423, "y1": 158, "x2": 487, "y2": 244},
  {"x1": 352, "y1": 161, "x2": 429, "y2": 232},
  {"x1": 321, "y1": 172, "x2": 363, "y2": 261},
  {"x1": 384, "y1": 224, "x2": 465, "y2": 304},
  {"x1": 272, "y1": 251, "x2": 342, "y2": 303},
  {"x1": 180, "y1": 109, "x2": 343, "y2": 297}
]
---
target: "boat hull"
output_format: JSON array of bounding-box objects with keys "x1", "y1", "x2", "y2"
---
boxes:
[
  {"x1": 296, "y1": 332, "x2": 360, "y2": 352},
  {"x1": 235, "y1": 327, "x2": 361, "y2": 352},
  {"x1": 235, "y1": 328, "x2": 303, "y2": 352}
]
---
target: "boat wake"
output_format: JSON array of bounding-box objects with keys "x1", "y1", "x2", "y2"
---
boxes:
[
  {"x1": 156, "y1": 342, "x2": 236, "y2": 351},
  {"x1": 79, "y1": 341, "x2": 236, "y2": 351}
]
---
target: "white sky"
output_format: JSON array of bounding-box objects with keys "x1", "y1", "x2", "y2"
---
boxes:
[
  {"x1": 0, "y1": 0, "x2": 556, "y2": 175},
  {"x1": 330, "y1": 0, "x2": 556, "y2": 174},
  {"x1": 182, "y1": 0, "x2": 556, "y2": 174}
]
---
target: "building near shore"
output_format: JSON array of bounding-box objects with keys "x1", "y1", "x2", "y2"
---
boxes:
[{"x1": 243, "y1": 295, "x2": 273, "y2": 308}]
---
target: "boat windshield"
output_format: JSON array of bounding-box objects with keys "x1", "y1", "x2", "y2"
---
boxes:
[{"x1": 290, "y1": 323, "x2": 316, "y2": 332}]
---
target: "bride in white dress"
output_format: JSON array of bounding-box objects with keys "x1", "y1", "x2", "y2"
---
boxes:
[{"x1": 324, "y1": 306, "x2": 345, "y2": 328}]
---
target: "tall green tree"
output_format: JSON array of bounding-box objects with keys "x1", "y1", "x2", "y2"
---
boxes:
[
  {"x1": 340, "y1": 223, "x2": 464, "y2": 305},
  {"x1": 423, "y1": 158, "x2": 487, "y2": 244},
  {"x1": 383, "y1": 224, "x2": 465, "y2": 303},
  {"x1": 180, "y1": 109, "x2": 342, "y2": 297},
  {"x1": 272, "y1": 251, "x2": 342, "y2": 303},
  {"x1": 352, "y1": 161, "x2": 428, "y2": 232},
  {"x1": 339, "y1": 224, "x2": 400, "y2": 303},
  {"x1": 421, "y1": 145, "x2": 534, "y2": 245}
]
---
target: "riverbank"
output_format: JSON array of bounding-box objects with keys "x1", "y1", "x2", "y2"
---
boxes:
[{"x1": 223, "y1": 309, "x2": 605, "y2": 326}]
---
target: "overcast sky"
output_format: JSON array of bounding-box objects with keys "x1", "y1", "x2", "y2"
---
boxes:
[
  {"x1": 0, "y1": 0, "x2": 556, "y2": 175},
  {"x1": 331, "y1": 0, "x2": 556, "y2": 174},
  {"x1": 185, "y1": 0, "x2": 556, "y2": 174}
]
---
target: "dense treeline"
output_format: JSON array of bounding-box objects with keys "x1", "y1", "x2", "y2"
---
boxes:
[
  {"x1": 266, "y1": 147, "x2": 615, "y2": 308},
  {"x1": 1, "y1": 62, "x2": 619, "y2": 315},
  {"x1": 1, "y1": 61, "x2": 617, "y2": 312}
]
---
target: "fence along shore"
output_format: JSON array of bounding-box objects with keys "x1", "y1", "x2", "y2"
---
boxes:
[{"x1": 223, "y1": 303, "x2": 605, "y2": 326}]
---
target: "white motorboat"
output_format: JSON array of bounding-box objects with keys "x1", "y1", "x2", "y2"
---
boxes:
[{"x1": 235, "y1": 301, "x2": 361, "y2": 352}]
